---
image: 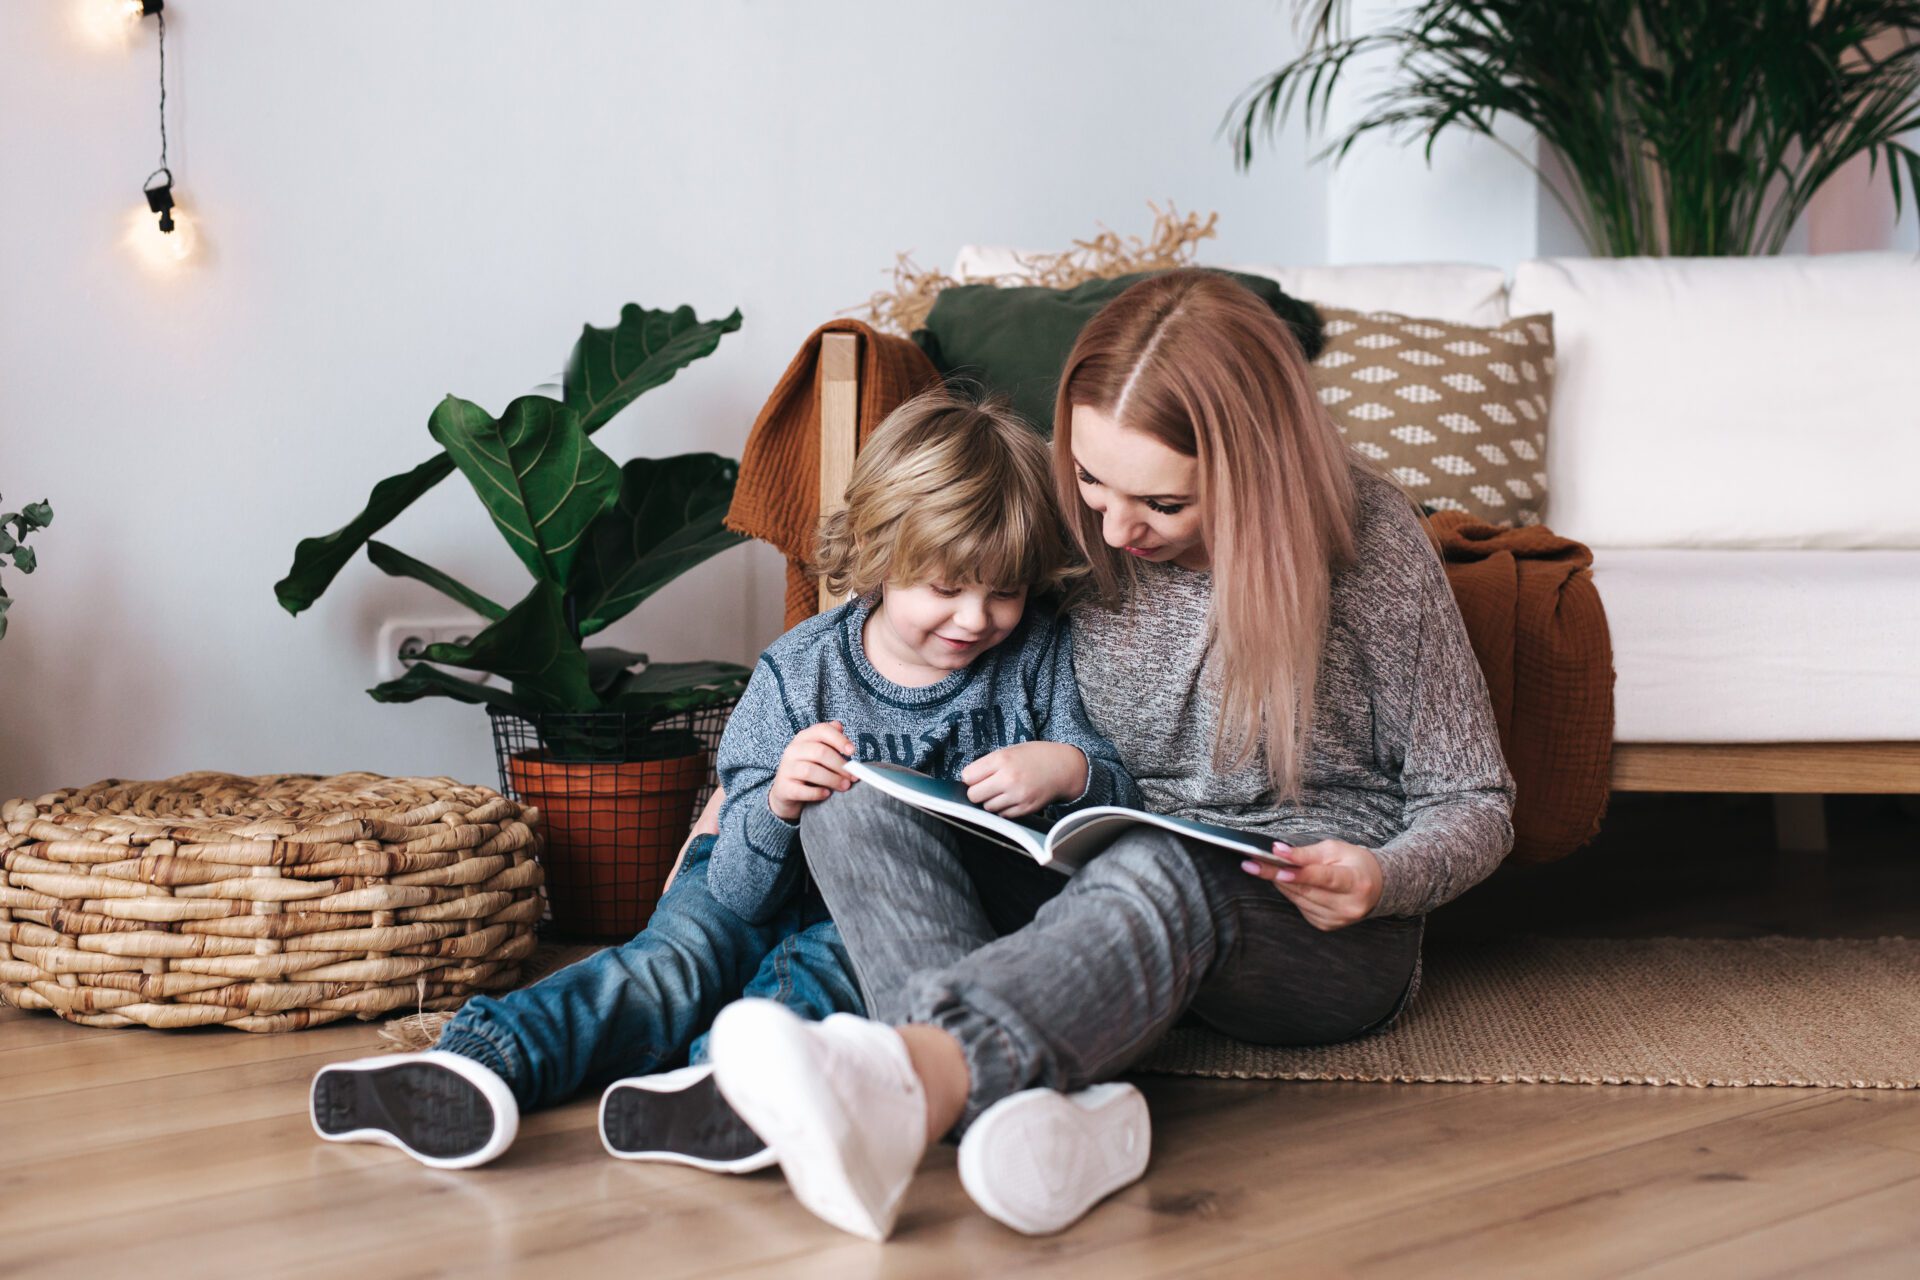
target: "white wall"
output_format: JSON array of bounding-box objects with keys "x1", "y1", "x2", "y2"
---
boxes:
[
  {"x1": 1319, "y1": 0, "x2": 1545, "y2": 266},
  {"x1": 3, "y1": 2, "x2": 1911, "y2": 801},
  {"x1": 0, "y1": 0, "x2": 1335, "y2": 797}
]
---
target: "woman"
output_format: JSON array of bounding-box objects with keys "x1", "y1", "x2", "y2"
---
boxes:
[{"x1": 705, "y1": 269, "x2": 1516, "y2": 1241}]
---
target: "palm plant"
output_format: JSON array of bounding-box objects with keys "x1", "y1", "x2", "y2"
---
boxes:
[{"x1": 1230, "y1": 1, "x2": 1920, "y2": 257}]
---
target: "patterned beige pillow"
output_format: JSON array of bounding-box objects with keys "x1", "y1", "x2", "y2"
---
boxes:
[{"x1": 1312, "y1": 307, "x2": 1554, "y2": 526}]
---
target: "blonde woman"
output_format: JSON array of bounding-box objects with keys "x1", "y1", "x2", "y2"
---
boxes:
[{"x1": 708, "y1": 269, "x2": 1515, "y2": 1240}]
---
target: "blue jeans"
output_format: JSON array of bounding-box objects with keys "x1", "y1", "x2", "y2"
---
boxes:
[{"x1": 436, "y1": 835, "x2": 863, "y2": 1110}]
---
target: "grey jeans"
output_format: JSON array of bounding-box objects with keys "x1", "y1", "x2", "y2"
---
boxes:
[{"x1": 799, "y1": 784, "x2": 1425, "y2": 1130}]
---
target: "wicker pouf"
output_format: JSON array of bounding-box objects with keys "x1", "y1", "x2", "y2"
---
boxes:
[{"x1": 0, "y1": 772, "x2": 544, "y2": 1032}]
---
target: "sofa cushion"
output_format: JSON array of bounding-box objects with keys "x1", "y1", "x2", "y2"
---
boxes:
[
  {"x1": 1592, "y1": 548, "x2": 1920, "y2": 742},
  {"x1": 951, "y1": 248, "x2": 1511, "y2": 326},
  {"x1": 912, "y1": 269, "x2": 1321, "y2": 434},
  {"x1": 1512, "y1": 253, "x2": 1920, "y2": 549},
  {"x1": 1315, "y1": 307, "x2": 1554, "y2": 526},
  {"x1": 1233, "y1": 262, "x2": 1511, "y2": 326}
]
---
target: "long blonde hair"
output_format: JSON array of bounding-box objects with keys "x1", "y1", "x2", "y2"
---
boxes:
[
  {"x1": 1054, "y1": 269, "x2": 1359, "y2": 799},
  {"x1": 814, "y1": 387, "x2": 1078, "y2": 600}
]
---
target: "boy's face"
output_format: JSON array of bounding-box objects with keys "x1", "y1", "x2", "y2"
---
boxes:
[{"x1": 872, "y1": 581, "x2": 1028, "y2": 677}]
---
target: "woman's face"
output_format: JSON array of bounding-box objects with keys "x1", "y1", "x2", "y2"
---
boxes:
[{"x1": 1068, "y1": 405, "x2": 1208, "y2": 571}]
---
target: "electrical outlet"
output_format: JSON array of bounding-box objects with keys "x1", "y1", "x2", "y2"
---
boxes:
[{"x1": 376, "y1": 617, "x2": 493, "y2": 685}]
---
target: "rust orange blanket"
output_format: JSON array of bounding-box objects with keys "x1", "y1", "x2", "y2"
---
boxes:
[
  {"x1": 724, "y1": 320, "x2": 940, "y2": 628},
  {"x1": 1428, "y1": 512, "x2": 1614, "y2": 863}
]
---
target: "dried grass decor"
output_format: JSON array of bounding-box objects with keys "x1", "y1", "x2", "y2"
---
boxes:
[
  {"x1": 0, "y1": 772, "x2": 544, "y2": 1032},
  {"x1": 854, "y1": 202, "x2": 1221, "y2": 335}
]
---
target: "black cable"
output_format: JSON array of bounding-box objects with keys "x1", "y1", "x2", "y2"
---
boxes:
[{"x1": 156, "y1": 11, "x2": 168, "y2": 171}]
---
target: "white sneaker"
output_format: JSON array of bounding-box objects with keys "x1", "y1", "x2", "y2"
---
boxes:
[
  {"x1": 957, "y1": 1083, "x2": 1150, "y2": 1235},
  {"x1": 310, "y1": 1049, "x2": 520, "y2": 1170},
  {"x1": 708, "y1": 999, "x2": 927, "y2": 1241},
  {"x1": 599, "y1": 1063, "x2": 776, "y2": 1173}
]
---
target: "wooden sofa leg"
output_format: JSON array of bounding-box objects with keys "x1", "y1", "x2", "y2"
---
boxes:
[{"x1": 1772, "y1": 794, "x2": 1829, "y2": 854}]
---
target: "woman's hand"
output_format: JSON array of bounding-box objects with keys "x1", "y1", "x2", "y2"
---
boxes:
[
  {"x1": 1241, "y1": 838, "x2": 1384, "y2": 931},
  {"x1": 769, "y1": 721, "x2": 857, "y2": 821},
  {"x1": 960, "y1": 742, "x2": 1088, "y2": 817}
]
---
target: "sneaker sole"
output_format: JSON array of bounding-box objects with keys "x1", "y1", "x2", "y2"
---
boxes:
[
  {"x1": 310, "y1": 1056, "x2": 516, "y2": 1170},
  {"x1": 599, "y1": 1072, "x2": 776, "y2": 1173},
  {"x1": 958, "y1": 1083, "x2": 1150, "y2": 1235},
  {"x1": 709, "y1": 1002, "x2": 899, "y2": 1241}
]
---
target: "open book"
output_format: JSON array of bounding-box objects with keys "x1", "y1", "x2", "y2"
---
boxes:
[{"x1": 845, "y1": 760, "x2": 1300, "y2": 875}]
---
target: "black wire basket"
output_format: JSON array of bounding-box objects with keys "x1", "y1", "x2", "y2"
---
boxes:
[{"x1": 490, "y1": 702, "x2": 735, "y2": 940}]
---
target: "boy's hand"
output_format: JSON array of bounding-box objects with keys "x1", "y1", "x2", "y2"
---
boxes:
[
  {"x1": 960, "y1": 742, "x2": 1088, "y2": 817},
  {"x1": 769, "y1": 721, "x2": 856, "y2": 822}
]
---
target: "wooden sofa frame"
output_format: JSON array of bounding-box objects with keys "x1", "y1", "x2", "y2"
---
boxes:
[{"x1": 811, "y1": 333, "x2": 1920, "y2": 802}]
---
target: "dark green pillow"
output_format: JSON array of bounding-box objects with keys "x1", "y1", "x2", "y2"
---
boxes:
[{"x1": 911, "y1": 269, "x2": 1323, "y2": 434}]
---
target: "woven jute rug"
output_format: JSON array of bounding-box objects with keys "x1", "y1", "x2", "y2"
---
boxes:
[
  {"x1": 1133, "y1": 936, "x2": 1920, "y2": 1090},
  {"x1": 386, "y1": 936, "x2": 1920, "y2": 1090}
]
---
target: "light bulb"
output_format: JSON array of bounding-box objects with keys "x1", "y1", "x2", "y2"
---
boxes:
[
  {"x1": 74, "y1": 0, "x2": 148, "y2": 47},
  {"x1": 125, "y1": 201, "x2": 196, "y2": 270}
]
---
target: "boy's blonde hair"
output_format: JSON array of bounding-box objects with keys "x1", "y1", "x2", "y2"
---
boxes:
[{"x1": 814, "y1": 388, "x2": 1077, "y2": 600}]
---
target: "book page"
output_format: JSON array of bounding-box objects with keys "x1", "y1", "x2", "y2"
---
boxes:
[
  {"x1": 843, "y1": 761, "x2": 1049, "y2": 861},
  {"x1": 1046, "y1": 807, "x2": 1301, "y2": 871}
]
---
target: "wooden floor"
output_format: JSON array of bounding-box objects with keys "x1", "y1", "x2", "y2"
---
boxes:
[{"x1": 5, "y1": 793, "x2": 1918, "y2": 1278}]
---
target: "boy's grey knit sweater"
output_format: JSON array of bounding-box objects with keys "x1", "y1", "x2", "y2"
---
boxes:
[
  {"x1": 709, "y1": 596, "x2": 1139, "y2": 922},
  {"x1": 1070, "y1": 468, "x2": 1515, "y2": 920}
]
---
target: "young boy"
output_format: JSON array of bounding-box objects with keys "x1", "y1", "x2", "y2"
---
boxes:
[{"x1": 308, "y1": 389, "x2": 1138, "y2": 1172}]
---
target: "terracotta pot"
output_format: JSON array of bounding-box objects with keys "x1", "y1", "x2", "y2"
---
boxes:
[{"x1": 507, "y1": 747, "x2": 709, "y2": 940}]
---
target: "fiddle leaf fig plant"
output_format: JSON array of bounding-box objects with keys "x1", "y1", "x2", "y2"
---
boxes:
[
  {"x1": 0, "y1": 495, "x2": 53, "y2": 642},
  {"x1": 274, "y1": 303, "x2": 743, "y2": 615},
  {"x1": 275, "y1": 304, "x2": 751, "y2": 746}
]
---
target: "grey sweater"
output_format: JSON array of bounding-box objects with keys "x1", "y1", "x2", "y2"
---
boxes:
[
  {"x1": 708, "y1": 595, "x2": 1140, "y2": 922},
  {"x1": 1069, "y1": 468, "x2": 1515, "y2": 919}
]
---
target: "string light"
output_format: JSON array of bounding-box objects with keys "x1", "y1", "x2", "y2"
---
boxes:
[
  {"x1": 75, "y1": 0, "x2": 160, "y2": 47},
  {"x1": 125, "y1": 190, "x2": 195, "y2": 267},
  {"x1": 126, "y1": 0, "x2": 194, "y2": 267}
]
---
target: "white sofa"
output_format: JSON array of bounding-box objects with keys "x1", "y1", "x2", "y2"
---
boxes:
[{"x1": 949, "y1": 247, "x2": 1920, "y2": 810}]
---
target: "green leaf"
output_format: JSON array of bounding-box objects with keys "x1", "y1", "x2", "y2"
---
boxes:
[
  {"x1": 0, "y1": 529, "x2": 13, "y2": 556},
  {"x1": 11, "y1": 546, "x2": 35, "y2": 574},
  {"x1": 276, "y1": 453, "x2": 456, "y2": 615},
  {"x1": 416, "y1": 580, "x2": 598, "y2": 712},
  {"x1": 0, "y1": 591, "x2": 11, "y2": 642},
  {"x1": 277, "y1": 302, "x2": 739, "y2": 617},
  {"x1": 585, "y1": 646, "x2": 650, "y2": 698},
  {"x1": 1228, "y1": 1, "x2": 1920, "y2": 259},
  {"x1": 568, "y1": 455, "x2": 747, "y2": 636},
  {"x1": 603, "y1": 659, "x2": 750, "y2": 718},
  {"x1": 367, "y1": 661, "x2": 536, "y2": 716},
  {"x1": 19, "y1": 501, "x2": 51, "y2": 530},
  {"x1": 429, "y1": 394, "x2": 621, "y2": 586},
  {"x1": 365, "y1": 541, "x2": 506, "y2": 620},
  {"x1": 567, "y1": 305, "x2": 744, "y2": 435}
]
